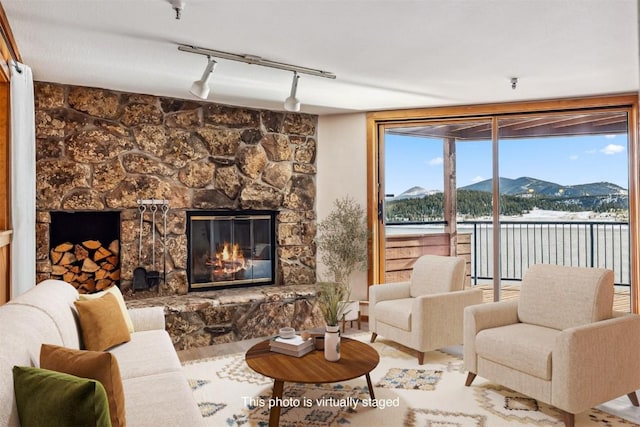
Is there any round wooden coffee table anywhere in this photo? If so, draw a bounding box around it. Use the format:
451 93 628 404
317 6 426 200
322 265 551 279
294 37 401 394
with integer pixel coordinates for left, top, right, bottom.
245 336 379 427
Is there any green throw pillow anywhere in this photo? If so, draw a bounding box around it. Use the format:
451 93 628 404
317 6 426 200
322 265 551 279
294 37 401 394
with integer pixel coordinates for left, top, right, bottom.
13 366 112 427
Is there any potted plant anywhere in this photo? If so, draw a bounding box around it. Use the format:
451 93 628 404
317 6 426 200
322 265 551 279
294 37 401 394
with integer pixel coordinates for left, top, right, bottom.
315 196 369 361
316 281 350 361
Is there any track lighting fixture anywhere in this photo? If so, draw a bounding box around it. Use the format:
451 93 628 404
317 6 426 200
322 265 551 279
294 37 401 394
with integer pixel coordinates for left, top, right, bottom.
189 57 217 99
179 45 335 79
178 44 335 110
284 72 300 112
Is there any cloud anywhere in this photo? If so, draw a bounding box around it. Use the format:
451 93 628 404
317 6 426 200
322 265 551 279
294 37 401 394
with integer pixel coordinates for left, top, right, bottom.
471 175 484 183
600 144 625 155
605 134 616 139
427 157 443 166
569 155 579 160
585 149 597 154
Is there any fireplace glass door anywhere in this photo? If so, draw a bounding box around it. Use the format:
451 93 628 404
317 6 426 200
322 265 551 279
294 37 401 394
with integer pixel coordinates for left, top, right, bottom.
187 212 275 290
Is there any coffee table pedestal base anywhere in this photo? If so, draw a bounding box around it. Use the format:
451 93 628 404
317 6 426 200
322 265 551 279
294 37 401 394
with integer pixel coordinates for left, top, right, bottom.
267 373 375 427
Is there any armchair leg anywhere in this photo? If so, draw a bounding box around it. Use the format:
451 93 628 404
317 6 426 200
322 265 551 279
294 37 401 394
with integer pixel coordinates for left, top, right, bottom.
465 372 476 387
370 332 377 343
628 391 639 407
561 411 575 427
418 352 425 365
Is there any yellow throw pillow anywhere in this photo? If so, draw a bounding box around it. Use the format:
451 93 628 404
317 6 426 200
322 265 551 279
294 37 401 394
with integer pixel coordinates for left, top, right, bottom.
79 285 134 333
74 292 131 351
40 344 126 427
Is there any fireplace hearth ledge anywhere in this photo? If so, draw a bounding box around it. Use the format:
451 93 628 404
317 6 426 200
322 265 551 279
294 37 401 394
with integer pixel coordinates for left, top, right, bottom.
124 284 326 350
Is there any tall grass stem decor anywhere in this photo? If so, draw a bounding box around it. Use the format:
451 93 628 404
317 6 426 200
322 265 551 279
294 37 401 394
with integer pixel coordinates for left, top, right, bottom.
316 281 350 326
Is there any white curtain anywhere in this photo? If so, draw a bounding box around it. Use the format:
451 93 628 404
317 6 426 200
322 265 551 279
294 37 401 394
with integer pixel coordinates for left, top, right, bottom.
10 61 35 298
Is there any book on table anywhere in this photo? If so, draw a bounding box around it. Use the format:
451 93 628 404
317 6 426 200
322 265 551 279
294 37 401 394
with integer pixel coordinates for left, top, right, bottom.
269 344 314 357
269 335 314 356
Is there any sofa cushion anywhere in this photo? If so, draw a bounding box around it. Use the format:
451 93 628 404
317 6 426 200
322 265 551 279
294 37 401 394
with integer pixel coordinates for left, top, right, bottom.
476 323 558 380
79 285 134 333
12 366 112 427
0 304 68 427
122 371 204 427
375 298 412 331
518 264 614 331
108 330 182 380
40 344 126 427
74 292 131 351
410 255 465 297
7 279 81 349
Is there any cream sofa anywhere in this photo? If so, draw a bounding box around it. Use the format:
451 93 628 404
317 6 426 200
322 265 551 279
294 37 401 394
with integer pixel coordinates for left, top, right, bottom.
0 279 204 427
464 264 640 427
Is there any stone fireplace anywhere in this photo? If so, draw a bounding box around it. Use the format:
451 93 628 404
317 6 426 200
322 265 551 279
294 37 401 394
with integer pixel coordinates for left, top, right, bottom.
34 82 318 297
187 210 276 291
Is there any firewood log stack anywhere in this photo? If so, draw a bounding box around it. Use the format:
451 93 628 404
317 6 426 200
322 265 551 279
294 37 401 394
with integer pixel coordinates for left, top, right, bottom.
50 240 120 293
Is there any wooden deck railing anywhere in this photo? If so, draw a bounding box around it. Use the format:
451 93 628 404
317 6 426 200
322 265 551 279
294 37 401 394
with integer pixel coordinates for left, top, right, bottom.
384 232 472 286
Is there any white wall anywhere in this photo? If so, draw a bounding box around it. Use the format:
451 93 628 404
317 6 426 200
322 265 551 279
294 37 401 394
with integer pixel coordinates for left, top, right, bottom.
316 113 368 301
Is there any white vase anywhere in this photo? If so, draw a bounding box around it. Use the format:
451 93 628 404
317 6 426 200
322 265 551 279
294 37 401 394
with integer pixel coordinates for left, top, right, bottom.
324 324 341 362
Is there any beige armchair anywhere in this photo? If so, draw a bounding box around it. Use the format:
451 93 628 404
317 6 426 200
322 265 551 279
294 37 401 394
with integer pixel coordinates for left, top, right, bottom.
369 255 483 364
464 264 640 427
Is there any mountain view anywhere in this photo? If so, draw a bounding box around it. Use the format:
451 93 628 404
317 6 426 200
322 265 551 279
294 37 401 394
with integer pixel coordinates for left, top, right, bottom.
392 186 440 200
459 176 627 198
386 176 628 222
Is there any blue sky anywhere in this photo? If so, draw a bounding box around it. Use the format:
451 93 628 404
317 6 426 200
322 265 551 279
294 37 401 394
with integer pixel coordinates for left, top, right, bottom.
384 133 629 196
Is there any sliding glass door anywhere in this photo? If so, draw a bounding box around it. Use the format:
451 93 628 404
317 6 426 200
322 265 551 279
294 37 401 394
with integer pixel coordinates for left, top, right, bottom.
369 97 636 311
380 120 493 289
383 129 446 283
497 111 630 309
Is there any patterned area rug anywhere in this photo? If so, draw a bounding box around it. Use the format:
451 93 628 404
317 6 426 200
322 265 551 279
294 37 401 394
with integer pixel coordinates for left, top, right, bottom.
182 333 640 426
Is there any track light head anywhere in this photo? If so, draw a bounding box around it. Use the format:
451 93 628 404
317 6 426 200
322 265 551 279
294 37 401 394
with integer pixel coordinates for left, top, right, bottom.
189 57 217 99
284 72 300 112
190 80 209 100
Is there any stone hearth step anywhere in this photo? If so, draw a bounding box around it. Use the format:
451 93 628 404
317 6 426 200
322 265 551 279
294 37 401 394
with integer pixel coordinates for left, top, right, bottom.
125 284 325 350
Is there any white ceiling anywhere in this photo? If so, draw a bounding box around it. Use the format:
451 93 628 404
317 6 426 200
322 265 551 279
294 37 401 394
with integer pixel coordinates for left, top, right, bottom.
3 0 639 115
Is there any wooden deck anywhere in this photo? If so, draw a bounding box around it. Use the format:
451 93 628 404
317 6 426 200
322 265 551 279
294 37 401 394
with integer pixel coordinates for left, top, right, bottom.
478 285 631 312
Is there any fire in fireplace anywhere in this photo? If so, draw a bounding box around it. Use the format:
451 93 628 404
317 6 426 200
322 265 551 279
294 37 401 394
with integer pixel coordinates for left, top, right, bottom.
186 211 276 291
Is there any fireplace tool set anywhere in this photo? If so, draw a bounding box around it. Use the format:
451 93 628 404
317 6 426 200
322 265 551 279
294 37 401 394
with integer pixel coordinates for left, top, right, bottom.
133 199 170 291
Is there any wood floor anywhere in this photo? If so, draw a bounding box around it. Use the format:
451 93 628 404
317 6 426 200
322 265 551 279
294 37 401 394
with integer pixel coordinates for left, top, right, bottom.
177 285 632 363
478 284 632 312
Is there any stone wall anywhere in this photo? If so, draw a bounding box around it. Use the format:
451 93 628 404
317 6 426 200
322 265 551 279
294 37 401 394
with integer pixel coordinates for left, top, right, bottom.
34 82 318 297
